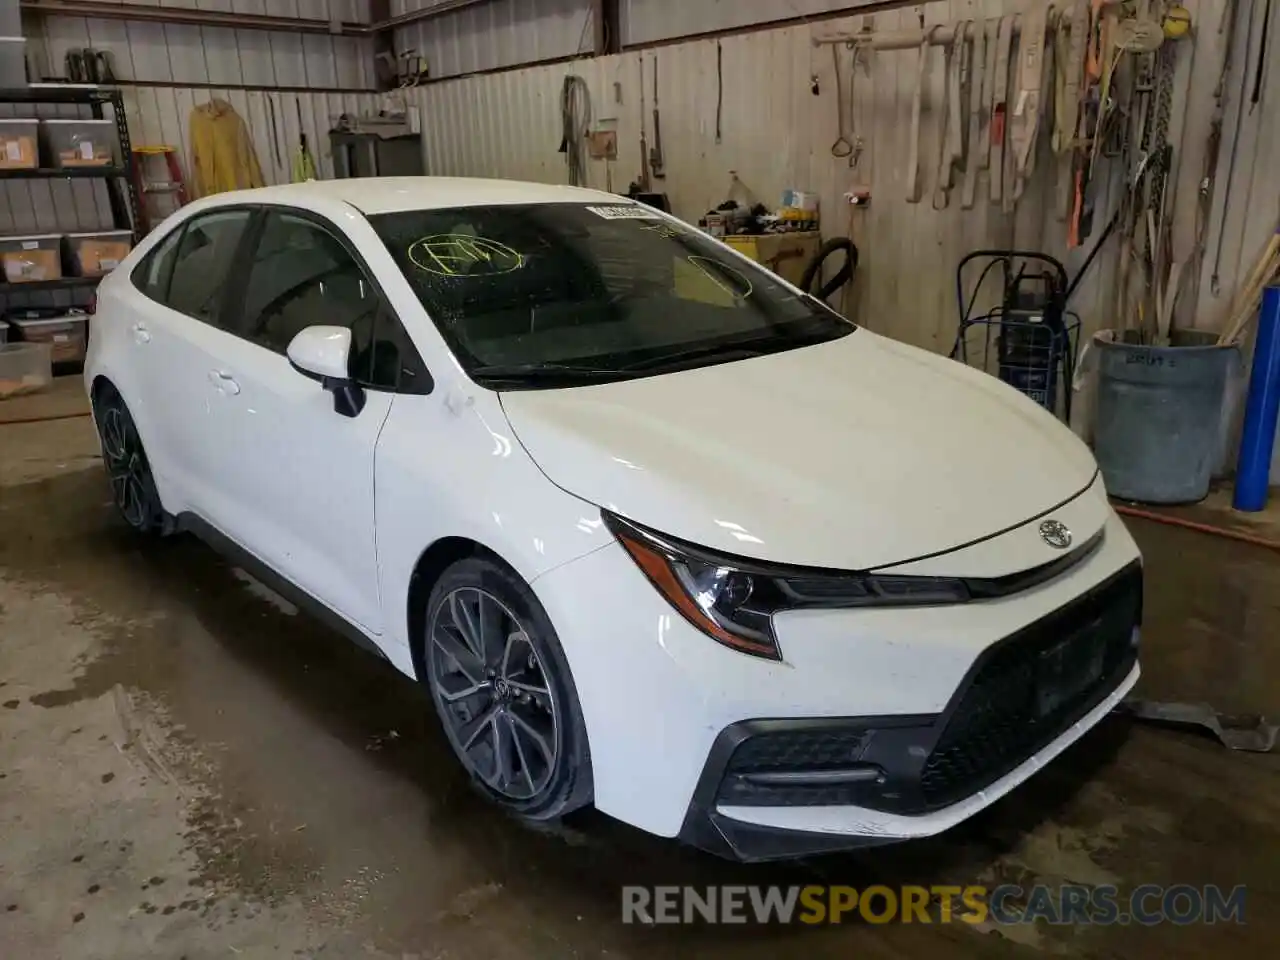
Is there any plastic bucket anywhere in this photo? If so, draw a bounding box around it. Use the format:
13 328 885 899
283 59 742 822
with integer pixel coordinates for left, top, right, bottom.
1091 334 1239 503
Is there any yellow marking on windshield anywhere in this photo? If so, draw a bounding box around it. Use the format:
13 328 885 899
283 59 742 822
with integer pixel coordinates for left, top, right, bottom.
637 220 686 240
408 235 525 277
686 256 753 300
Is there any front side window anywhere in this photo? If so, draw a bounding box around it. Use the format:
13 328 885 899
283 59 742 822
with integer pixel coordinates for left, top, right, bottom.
238 211 415 390
369 203 853 389
164 209 251 326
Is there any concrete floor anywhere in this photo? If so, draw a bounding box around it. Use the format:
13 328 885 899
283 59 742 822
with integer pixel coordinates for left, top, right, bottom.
2 385 1280 958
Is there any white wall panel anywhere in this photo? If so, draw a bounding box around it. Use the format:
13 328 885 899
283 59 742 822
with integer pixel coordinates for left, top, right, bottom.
393 0 593 80
408 0 1227 374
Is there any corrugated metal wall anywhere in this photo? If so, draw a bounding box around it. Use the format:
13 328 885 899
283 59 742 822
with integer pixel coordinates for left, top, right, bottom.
621 0 883 45
391 0 594 79
27 1 373 89
1 86 379 228
409 0 1223 370
5 0 380 246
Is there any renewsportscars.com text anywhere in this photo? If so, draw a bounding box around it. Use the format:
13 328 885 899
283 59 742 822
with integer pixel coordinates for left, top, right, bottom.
621 884 1246 926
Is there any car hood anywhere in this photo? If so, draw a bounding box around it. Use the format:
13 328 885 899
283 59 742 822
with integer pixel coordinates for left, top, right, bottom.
498 330 1099 570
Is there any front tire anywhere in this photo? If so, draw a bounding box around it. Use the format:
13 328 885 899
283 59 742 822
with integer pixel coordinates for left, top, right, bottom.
423 557 592 820
93 385 166 535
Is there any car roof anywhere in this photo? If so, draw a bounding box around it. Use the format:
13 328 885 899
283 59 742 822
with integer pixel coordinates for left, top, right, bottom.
205 177 628 215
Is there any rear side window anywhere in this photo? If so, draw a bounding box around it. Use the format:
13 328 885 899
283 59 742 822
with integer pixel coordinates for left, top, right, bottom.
164 209 252 326
130 225 185 303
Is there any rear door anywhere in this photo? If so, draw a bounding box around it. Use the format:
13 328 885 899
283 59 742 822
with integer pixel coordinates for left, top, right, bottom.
125 207 253 520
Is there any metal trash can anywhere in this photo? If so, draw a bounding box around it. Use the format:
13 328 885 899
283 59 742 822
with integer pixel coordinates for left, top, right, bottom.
1093 335 1239 504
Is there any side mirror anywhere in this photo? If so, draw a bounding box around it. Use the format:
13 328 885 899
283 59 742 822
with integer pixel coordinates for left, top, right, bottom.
287 326 366 418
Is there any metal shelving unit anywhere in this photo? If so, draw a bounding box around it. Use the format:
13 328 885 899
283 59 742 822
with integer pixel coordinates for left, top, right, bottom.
0 86 140 374
0 85 139 304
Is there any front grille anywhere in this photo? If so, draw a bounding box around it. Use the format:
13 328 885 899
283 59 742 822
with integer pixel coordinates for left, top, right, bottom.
919 563 1141 808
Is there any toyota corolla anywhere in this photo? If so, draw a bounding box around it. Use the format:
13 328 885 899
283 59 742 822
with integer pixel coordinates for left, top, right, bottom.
85 178 1141 861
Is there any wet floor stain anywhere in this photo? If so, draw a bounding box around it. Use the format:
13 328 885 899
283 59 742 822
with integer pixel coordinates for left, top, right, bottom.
2 467 1279 958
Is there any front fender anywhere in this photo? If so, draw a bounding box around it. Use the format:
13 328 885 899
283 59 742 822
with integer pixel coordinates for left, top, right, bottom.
373 391 614 670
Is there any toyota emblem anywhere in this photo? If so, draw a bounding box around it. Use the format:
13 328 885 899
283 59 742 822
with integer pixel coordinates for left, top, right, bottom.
1039 519 1073 550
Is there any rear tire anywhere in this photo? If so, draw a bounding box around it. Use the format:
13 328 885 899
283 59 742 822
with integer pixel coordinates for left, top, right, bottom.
92 385 166 535
423 557 592 821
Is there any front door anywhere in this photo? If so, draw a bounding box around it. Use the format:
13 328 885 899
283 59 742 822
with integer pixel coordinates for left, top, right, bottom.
206 209 393 634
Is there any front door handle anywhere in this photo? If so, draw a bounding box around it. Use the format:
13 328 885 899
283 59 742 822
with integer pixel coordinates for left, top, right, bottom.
208 370 241 396
131 322 150 344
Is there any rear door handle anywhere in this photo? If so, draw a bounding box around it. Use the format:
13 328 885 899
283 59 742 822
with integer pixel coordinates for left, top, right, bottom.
208 370 241 396
131 322 150 344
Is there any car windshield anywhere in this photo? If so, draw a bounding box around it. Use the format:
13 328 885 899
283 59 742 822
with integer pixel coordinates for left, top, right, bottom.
369 202 854 389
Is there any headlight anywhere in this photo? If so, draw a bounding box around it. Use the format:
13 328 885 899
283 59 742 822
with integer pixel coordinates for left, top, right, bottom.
603 512 970 661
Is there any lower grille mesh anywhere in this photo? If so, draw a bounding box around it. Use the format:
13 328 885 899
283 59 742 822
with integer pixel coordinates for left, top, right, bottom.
919 564 1141 807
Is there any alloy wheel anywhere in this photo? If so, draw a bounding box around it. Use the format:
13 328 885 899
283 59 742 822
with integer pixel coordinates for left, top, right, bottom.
428 587 560 801
100 405 150 529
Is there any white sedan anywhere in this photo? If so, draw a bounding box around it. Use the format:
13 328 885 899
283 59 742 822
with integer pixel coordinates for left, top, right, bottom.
85 178 1141 861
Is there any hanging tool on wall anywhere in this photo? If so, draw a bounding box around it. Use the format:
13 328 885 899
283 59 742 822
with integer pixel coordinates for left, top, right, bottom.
962 20 986 209
636 56 651 192
905 19 931 203
1068 0 1109 246
989 15 1013 206
559 74 592 187
1250 0 1272 110
978 18 997 175
1210 0 1256 294
1009 4 1047 204
266 94 282 180
649 53 665 180
715 41 724 144
1054 0 1090 221
933 22 965 210
292 98 316 182
830 43 855 161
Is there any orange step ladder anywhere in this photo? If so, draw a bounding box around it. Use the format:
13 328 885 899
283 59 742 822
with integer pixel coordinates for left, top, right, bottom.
131 146 190 233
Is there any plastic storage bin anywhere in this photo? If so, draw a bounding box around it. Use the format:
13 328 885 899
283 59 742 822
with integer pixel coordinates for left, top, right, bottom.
8 309 88 364
0 36 26 87
0 118 39 170
43 118 116 167
1 234 63 283
67 229 133 277
0 342 52 400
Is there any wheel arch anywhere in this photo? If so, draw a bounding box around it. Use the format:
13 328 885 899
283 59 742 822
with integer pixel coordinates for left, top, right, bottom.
89 373 117 409
406 536 517 681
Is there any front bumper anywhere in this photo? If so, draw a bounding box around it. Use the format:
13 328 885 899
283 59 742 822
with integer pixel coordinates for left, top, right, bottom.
679 560 1141 860
530 505 1142 854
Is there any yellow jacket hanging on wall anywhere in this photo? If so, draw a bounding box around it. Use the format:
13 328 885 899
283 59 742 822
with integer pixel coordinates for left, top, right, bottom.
189 99 265 197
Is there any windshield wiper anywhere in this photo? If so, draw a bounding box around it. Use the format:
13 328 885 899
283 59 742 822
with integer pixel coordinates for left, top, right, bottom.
618 342 771 372
468 361 621 381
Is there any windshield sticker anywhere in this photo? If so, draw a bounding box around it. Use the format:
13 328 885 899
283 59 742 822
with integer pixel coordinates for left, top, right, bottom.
585 204 663 220
408 235 525 277
686 256 753 300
